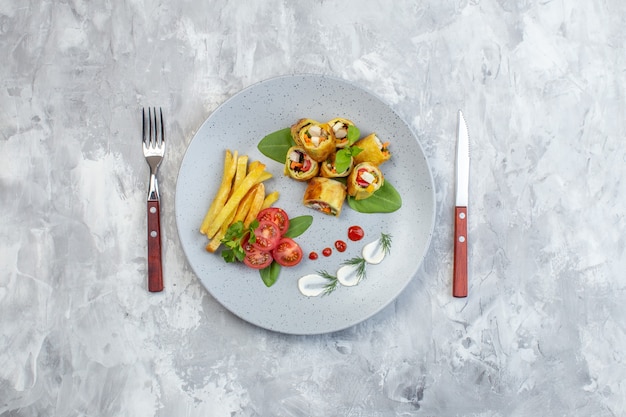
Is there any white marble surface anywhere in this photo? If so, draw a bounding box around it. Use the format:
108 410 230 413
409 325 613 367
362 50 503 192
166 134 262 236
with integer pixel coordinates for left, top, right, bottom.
1 0 625 415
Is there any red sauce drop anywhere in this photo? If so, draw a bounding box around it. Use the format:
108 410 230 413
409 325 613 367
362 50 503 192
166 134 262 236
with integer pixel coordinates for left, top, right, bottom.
322 247 332 257
308 251 318 260
347 225 365 241
334 240 347 252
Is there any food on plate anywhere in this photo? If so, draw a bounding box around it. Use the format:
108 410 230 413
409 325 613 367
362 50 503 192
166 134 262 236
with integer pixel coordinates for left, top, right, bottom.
220 207 306 287
290 118 317 146
347 162 384 200
200 150 277 252
320 151 354 178
257 207 290 235
271 237 303 267
303 177 347 216
327 117 355 149
299 122 336 162
352 133 391 166
260 116 399 216
284 146 319 181
205 181 265 253
200 150 238 235
261 191 280 209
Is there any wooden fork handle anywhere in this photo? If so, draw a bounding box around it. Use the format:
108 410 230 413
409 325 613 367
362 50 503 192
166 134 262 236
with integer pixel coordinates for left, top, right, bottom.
453 206 468 297
147 200 164 292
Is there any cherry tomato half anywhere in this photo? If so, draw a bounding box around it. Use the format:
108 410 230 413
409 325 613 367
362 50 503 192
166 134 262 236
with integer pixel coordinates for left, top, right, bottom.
271 237 303 267
257 207 290 236
252 220 281 251
243 247 273 269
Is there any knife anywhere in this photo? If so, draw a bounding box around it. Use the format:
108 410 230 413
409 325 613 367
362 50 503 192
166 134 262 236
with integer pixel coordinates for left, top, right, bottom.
453 110 470 297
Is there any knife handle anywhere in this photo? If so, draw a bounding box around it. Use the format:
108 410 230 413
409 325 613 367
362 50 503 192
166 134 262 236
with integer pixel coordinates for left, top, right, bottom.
453 206 468 297
147 200 164 292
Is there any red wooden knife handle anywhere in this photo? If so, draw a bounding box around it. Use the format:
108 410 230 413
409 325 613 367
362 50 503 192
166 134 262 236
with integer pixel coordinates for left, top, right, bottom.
147 200 164 292
453 206 468 297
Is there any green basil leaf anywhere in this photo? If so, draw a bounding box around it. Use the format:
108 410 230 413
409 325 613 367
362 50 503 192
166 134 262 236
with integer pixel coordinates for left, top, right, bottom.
347 181 402 213
334 149 351 174
257 128 294 163
347 125 360 145
260 262 281 287
349 146 363 157
283 215 313 238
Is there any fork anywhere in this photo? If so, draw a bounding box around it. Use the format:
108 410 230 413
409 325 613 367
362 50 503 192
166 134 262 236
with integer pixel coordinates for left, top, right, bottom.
142 107 165 292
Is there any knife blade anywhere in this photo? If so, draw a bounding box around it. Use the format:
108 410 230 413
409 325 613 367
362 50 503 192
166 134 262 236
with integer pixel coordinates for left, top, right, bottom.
453 110 470 297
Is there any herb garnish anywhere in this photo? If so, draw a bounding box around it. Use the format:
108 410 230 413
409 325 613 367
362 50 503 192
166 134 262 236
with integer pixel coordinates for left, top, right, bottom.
342 256 368 284
379 233 392 255
220 220 259 263
316 270 339 295
334 125 363 173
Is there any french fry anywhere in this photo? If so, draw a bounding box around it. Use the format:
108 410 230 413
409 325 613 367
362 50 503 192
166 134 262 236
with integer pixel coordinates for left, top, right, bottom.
205 208 238 253
231 155 249 197
258 171 273 183
243 182 266 227
199 150 238 234
204 162 267 238
261 191 280 209
205 183 258 253
248 160 261 172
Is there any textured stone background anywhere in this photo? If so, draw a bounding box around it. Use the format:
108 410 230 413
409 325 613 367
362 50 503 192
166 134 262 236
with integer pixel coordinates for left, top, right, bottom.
1 0 625 415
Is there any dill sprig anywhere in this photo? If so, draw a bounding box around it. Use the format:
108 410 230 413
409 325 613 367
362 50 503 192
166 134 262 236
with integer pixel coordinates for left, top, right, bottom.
380 233 392 255
317 270 338 296
341 256 367 283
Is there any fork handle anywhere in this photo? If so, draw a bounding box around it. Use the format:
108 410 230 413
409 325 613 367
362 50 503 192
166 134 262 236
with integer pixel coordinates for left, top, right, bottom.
147 200 164 292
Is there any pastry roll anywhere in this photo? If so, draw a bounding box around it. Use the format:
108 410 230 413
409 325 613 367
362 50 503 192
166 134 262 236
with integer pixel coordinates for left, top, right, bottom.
299 122 336 162
290 118 318 146
352 133 391 166
347 162 384 200
302 177 347 217
284 146 319 181
327 117 355 149
320 151 353 178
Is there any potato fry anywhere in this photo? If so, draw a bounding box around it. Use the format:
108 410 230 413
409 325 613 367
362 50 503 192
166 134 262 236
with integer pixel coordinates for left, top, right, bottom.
258 171 273 183
248 160 261 172
230 155 249 197
261 191 280 209
204 162 267 238
205 183 258 253
199 150 238 234
205 208 238 253
243 183 266 227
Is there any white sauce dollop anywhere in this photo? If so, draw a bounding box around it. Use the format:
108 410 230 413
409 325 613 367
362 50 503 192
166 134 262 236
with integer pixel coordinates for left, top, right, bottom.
361 238 386 264
296 234 391 297
297 274 331 297
336 264 361 287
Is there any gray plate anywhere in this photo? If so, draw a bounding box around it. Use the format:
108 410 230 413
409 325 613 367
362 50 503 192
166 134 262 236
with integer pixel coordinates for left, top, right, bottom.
175 74 435 335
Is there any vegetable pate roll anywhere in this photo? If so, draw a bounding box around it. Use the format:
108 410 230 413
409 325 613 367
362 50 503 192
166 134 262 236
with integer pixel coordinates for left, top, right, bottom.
302 177 347 217
347 162 384 200
327 117 355 149
320 151 353 178
298 122 336 162
290 118 318 146
284 146 319 181
352 133 391 166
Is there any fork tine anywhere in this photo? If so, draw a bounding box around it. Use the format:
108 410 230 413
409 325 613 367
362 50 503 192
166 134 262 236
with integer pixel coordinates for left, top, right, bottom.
158 107 164 147
149 107 155 147
142 108 147 144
